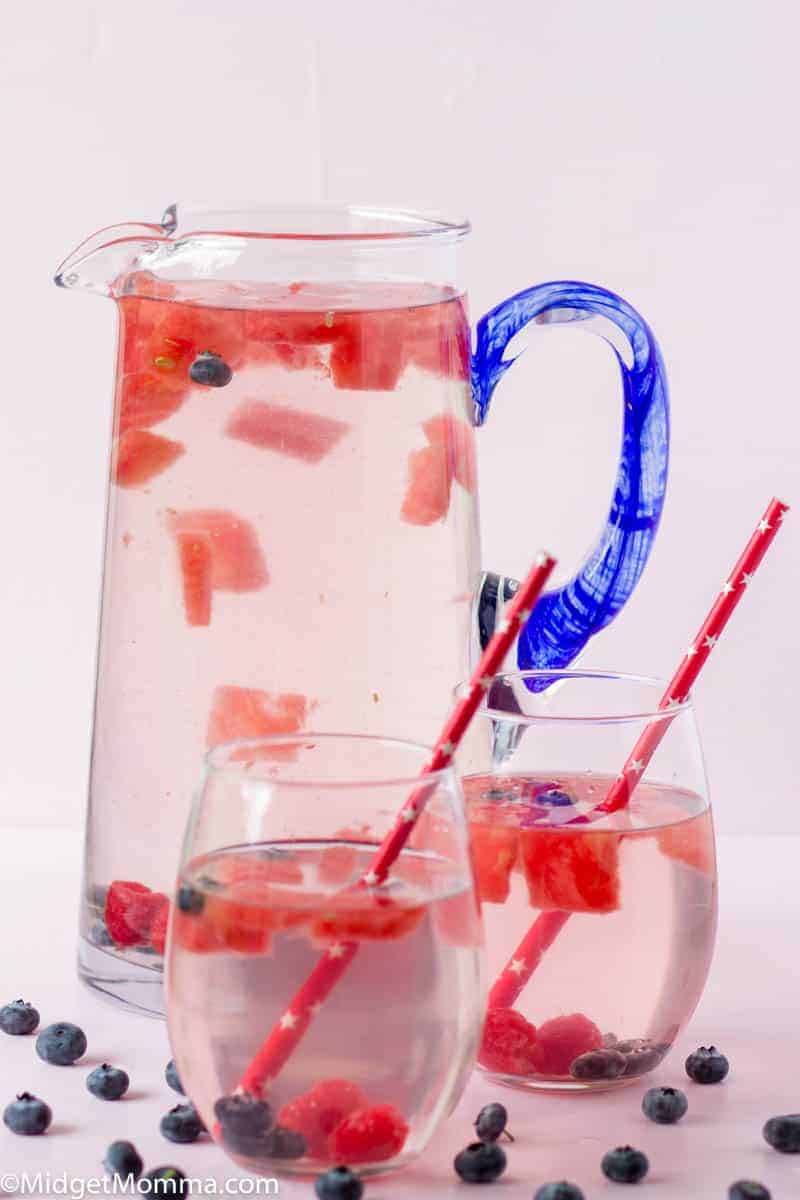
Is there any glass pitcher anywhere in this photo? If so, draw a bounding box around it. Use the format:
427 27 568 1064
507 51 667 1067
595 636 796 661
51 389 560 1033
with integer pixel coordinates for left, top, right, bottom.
55 205 669 1016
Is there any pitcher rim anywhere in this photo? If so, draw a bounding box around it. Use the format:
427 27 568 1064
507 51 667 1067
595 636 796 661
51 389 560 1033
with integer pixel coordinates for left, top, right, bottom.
160 202 472 243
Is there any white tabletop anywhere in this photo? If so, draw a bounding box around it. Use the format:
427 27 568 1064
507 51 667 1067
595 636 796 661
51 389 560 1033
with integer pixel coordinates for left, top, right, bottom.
1 829 797 1198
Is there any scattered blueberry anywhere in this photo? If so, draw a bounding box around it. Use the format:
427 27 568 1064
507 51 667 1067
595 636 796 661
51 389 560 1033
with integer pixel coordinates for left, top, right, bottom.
570 1048 627 1081
165 1059 184 1095
160 1103 205 1144
176 884 205 915
87 1063 130 1101
314 1166 364 1200
454 1141 507 1183
266 1125 306 1159
3 1092 52 1135
729 1183 771 1200
763 1113 800 1153
189 351 232 388
474 1102 513 1142
214 1093 273 1136
642 1085 688 1124
103 1140 143 1180
35 1021 87 1065
601 1145 650 1184
141 1166 188 1196
534 1184 585 1200
685 1045 729 1085
0 999 39 1036
538 789 574 806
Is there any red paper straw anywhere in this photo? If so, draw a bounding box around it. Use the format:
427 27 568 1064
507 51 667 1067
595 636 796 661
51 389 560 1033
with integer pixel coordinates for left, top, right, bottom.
237 551 557 1095
489 497 788 1011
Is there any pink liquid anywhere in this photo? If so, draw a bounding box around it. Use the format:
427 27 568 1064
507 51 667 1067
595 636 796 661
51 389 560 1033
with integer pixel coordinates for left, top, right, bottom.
166 841 483 1176
465 773 717 1090
82 281 477 1006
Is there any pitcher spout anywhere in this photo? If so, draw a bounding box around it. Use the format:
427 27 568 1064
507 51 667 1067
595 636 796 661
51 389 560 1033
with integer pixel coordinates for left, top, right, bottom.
54 220 170 297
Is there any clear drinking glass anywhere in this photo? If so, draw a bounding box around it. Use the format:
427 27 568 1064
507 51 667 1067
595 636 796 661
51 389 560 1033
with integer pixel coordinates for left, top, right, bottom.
165 734 484 1177
457 671 717 1092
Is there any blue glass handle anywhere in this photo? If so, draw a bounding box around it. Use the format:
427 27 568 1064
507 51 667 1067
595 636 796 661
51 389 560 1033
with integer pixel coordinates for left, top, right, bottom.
472 281 669 681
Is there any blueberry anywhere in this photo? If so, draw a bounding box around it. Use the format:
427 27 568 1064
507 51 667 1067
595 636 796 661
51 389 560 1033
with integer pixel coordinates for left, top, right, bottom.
141 1167 188 1196
474 1102 513 1143
685 1045 729 1084
103 1140 143 1180
165 1059 184 1095
642 1085 688 1124
160 1102 205 1143
266 1125 306 1159
763 1113 800 1153
214 1093 272 1137
314 1166 364 1200
454 1141 507 1183
90 920 114 947
3 1092 52 1135
729 1183 771 1199
87 1063 130 1101
35 1021 87 1065
189 351 232 388
176 885 204 915
539 789 574 806
601 1145 649 1183
0 999 39 1036
534 1184 585 1200
570 1049 627 1080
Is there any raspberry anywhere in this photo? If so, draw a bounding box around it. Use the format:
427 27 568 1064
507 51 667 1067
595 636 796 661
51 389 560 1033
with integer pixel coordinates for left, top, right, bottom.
278 1080 368 1159
478 1008 538 1075
532 1013 603 1076
127 891 170 945
149 904 170 956
328 1103 409 1164
104 881 152 946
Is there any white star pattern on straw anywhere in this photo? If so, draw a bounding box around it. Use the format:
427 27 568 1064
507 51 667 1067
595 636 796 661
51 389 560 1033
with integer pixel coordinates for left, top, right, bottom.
400 807 417 823
279 1012 298 1031
758 519 771 534
666 696 683 708
629 759 645 774
720 580 735 596
509 959 526 975
516 609 532 623
535 551 550 566
363 872 378 887
686 643 698 658
479 677 493 690
704 634 719 649
440 740 455 756
497 619 512 634
328 943 346 959
741 572 754 587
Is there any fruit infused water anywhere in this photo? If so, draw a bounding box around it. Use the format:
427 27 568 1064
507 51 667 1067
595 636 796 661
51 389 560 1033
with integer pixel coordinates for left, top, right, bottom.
83 276 477 1009
166 839 483 1176
467 772 717 1090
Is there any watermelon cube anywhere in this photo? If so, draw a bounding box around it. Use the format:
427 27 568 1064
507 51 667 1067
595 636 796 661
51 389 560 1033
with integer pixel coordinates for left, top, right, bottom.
422 412 477 493
206 686 311 748
400 443 452 526
225 400 350 463
469 821 519 904
113 429 185 488
329 311 406 392
167 510 268 598
520 827 621 914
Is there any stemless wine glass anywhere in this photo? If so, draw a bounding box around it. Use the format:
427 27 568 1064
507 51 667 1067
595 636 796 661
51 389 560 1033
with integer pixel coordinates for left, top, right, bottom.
456 671 718 1092
165 733 484 1178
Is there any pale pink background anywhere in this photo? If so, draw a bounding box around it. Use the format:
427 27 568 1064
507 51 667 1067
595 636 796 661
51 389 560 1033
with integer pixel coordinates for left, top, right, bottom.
1 0 798 836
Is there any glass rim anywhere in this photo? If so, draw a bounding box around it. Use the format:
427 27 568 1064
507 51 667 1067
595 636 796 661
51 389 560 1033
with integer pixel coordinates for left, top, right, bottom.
454 670 694 724
204 731 456 789
162 202 472 244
